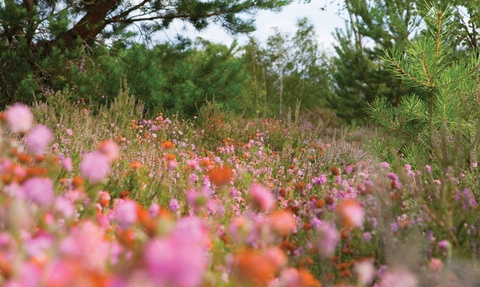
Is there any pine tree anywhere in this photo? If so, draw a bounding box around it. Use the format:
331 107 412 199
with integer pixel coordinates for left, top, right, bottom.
0 0 293 108
366 3 480 171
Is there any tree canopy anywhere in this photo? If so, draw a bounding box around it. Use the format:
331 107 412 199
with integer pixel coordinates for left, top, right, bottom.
0 0 292 49
0 0 294 108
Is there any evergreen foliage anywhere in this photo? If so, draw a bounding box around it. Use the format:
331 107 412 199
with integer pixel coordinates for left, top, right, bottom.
329 0 422 124
0 0 292 108
366 3 480 172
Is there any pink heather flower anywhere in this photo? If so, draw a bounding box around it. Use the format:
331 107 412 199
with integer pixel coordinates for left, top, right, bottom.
354 259 376 285
169 198 180 212
249 184 275 211
437 240 451 253
114 199 138 229
145 217 208 287
97 139 120 162
425 165 431 173
26 125 53 155
20 177 54 206
54 197 75 219
316 222 340 258
187 159 200 170
6 103 33 133
59 221 109 271
149 203 160 217
379 267 418 287
381 162 390 170
312 174 327 185
61 157 73 172
80 151 110 183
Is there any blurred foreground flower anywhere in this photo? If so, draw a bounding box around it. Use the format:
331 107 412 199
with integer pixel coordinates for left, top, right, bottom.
337 199 364 228
250 184 275 211
26 125 53 155
354 259 376 285
208 166 233 186
97 139 120 162
20 177 54 207
6 103 33 133
231 248 286 286
145 217 209 287
80 151 110 184
379 267 418 287
316 222 339 258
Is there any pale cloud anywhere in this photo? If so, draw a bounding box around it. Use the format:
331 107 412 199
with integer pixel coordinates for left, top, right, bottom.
155 0 348 50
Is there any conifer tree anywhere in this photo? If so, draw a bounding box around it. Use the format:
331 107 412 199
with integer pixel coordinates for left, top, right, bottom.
0 0 293 108
366 3 480 171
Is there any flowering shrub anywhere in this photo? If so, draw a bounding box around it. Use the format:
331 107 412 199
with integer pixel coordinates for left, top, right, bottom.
0 102 479 286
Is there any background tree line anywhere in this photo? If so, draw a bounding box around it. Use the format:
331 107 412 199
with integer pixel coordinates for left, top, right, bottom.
1 0 480 123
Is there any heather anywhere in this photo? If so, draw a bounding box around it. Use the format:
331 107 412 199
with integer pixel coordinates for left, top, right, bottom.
0 88 480 286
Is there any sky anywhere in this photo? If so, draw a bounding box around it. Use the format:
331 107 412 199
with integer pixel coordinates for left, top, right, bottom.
155 0 348 52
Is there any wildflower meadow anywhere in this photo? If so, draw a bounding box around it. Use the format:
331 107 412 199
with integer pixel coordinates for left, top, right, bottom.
0 88 479 287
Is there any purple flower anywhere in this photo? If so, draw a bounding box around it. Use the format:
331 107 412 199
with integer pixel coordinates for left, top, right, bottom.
312 174 327 185
26 125 53 155
80 151 110 183
381 162 390 170
363 232 372 242
20 178 54 206
6 103 33 133
425 165 431 173
169 198 180 213
437 240 451 253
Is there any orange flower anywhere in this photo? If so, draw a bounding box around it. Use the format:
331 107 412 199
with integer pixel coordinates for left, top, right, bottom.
298 268 322 287
269 210 296 236
165 153 176 161
208 166 233 186
201 159 212 167
161 140 175 149
98 191 111 208
17 153 32 164
72 177 85 189
129 161 142 169
231 249 279 286
337 199 365 229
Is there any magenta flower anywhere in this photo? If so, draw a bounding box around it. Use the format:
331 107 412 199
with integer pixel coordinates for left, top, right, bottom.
114 199 138 229
80 151 110 183
26 125 53 155
20 177 54 206
249 184 275 211
316 222 340 258
6 103 33 133
145 217 208 287
312 174 327 185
